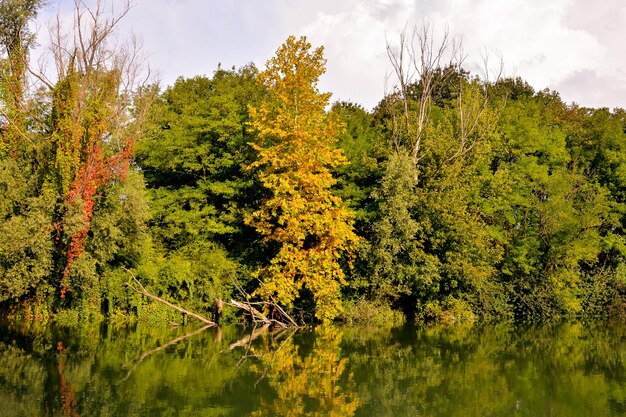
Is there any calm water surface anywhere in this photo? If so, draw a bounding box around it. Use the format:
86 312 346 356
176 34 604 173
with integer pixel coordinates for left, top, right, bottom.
1 321 626 416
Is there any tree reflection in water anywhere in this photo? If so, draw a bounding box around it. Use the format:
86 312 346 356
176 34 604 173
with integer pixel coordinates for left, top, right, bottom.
56 342 80 417
251 326 358 417
3 322 626 416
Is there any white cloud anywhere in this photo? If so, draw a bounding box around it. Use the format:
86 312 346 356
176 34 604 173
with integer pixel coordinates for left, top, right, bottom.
30 0 626 109
295 0 416 108
437 0 605 87
271 0 623 109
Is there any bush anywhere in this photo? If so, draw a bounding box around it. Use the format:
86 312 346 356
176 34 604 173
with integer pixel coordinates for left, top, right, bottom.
340 298 405 327
418 297 476 325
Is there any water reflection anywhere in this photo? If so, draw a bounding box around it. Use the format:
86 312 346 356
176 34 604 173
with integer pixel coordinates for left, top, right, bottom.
251 326 358 417
55 342 80 417
1 321 626 416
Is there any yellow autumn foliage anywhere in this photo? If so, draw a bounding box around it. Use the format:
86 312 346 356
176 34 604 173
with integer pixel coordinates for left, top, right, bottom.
247 36 359 322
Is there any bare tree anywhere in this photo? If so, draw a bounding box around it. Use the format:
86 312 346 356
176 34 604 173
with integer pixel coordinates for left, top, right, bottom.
386 22 505 178
44 0 152 141
386 23 459 168
446 50 505 164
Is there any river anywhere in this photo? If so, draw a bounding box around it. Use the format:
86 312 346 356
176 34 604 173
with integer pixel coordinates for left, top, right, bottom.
1 321 626 416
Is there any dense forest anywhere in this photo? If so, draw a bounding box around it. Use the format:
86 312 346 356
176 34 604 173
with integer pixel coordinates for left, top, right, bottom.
2 0 626 325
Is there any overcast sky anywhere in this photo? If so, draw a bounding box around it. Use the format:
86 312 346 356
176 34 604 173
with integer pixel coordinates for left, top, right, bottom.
35 0 626 110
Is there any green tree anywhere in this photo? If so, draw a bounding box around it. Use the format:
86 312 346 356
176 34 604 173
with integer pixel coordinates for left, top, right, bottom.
365 75 503 322
0 0 54 311
135 66 264 313
484 92 618 319
0 0 42 155
137 66 263 253
0 0 153 321
330 101 383 231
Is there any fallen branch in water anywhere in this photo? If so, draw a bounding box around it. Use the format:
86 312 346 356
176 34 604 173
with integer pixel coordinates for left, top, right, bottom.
227 299 299 328
228 300 272 324
232 325 298 374
125 269 298 328
125 269 217 326
230 278 299 328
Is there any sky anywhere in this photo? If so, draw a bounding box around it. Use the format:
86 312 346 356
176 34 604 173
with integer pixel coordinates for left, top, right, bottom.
34 0 626 111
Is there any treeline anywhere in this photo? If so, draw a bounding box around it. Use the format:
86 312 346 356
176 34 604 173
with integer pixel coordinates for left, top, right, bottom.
2 1 626 325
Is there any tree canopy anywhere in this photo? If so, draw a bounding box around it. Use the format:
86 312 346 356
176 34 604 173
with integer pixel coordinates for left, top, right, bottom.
2 4 626 325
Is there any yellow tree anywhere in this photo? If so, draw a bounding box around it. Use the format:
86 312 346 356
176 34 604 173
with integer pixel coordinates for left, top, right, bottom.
247 36 359 322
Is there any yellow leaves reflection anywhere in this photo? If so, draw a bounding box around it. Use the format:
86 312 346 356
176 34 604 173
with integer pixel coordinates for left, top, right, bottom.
252 327 358 417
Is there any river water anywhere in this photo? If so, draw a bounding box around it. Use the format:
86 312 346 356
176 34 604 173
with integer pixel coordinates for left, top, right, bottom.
1 321 626 416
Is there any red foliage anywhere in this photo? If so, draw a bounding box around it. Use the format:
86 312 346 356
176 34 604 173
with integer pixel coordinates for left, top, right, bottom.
62 137 135 278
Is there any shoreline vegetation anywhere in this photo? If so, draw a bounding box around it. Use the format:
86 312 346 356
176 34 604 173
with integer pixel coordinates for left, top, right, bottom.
2 0 626 328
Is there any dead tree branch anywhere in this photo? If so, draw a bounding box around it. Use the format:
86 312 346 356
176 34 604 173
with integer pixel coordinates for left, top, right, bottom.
125 269 217 326
230 278 299 328
386 22 507 175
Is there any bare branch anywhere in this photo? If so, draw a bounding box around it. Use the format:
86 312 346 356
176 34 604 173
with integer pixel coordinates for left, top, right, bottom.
386 21 462 178
446 49 506 164
125 269 217 326
386 21 508 171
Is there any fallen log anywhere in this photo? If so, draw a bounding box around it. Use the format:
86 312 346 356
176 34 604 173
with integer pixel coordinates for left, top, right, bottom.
228 299 271 324
125 269 217 326
227 299 299 328
125 269 298 328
